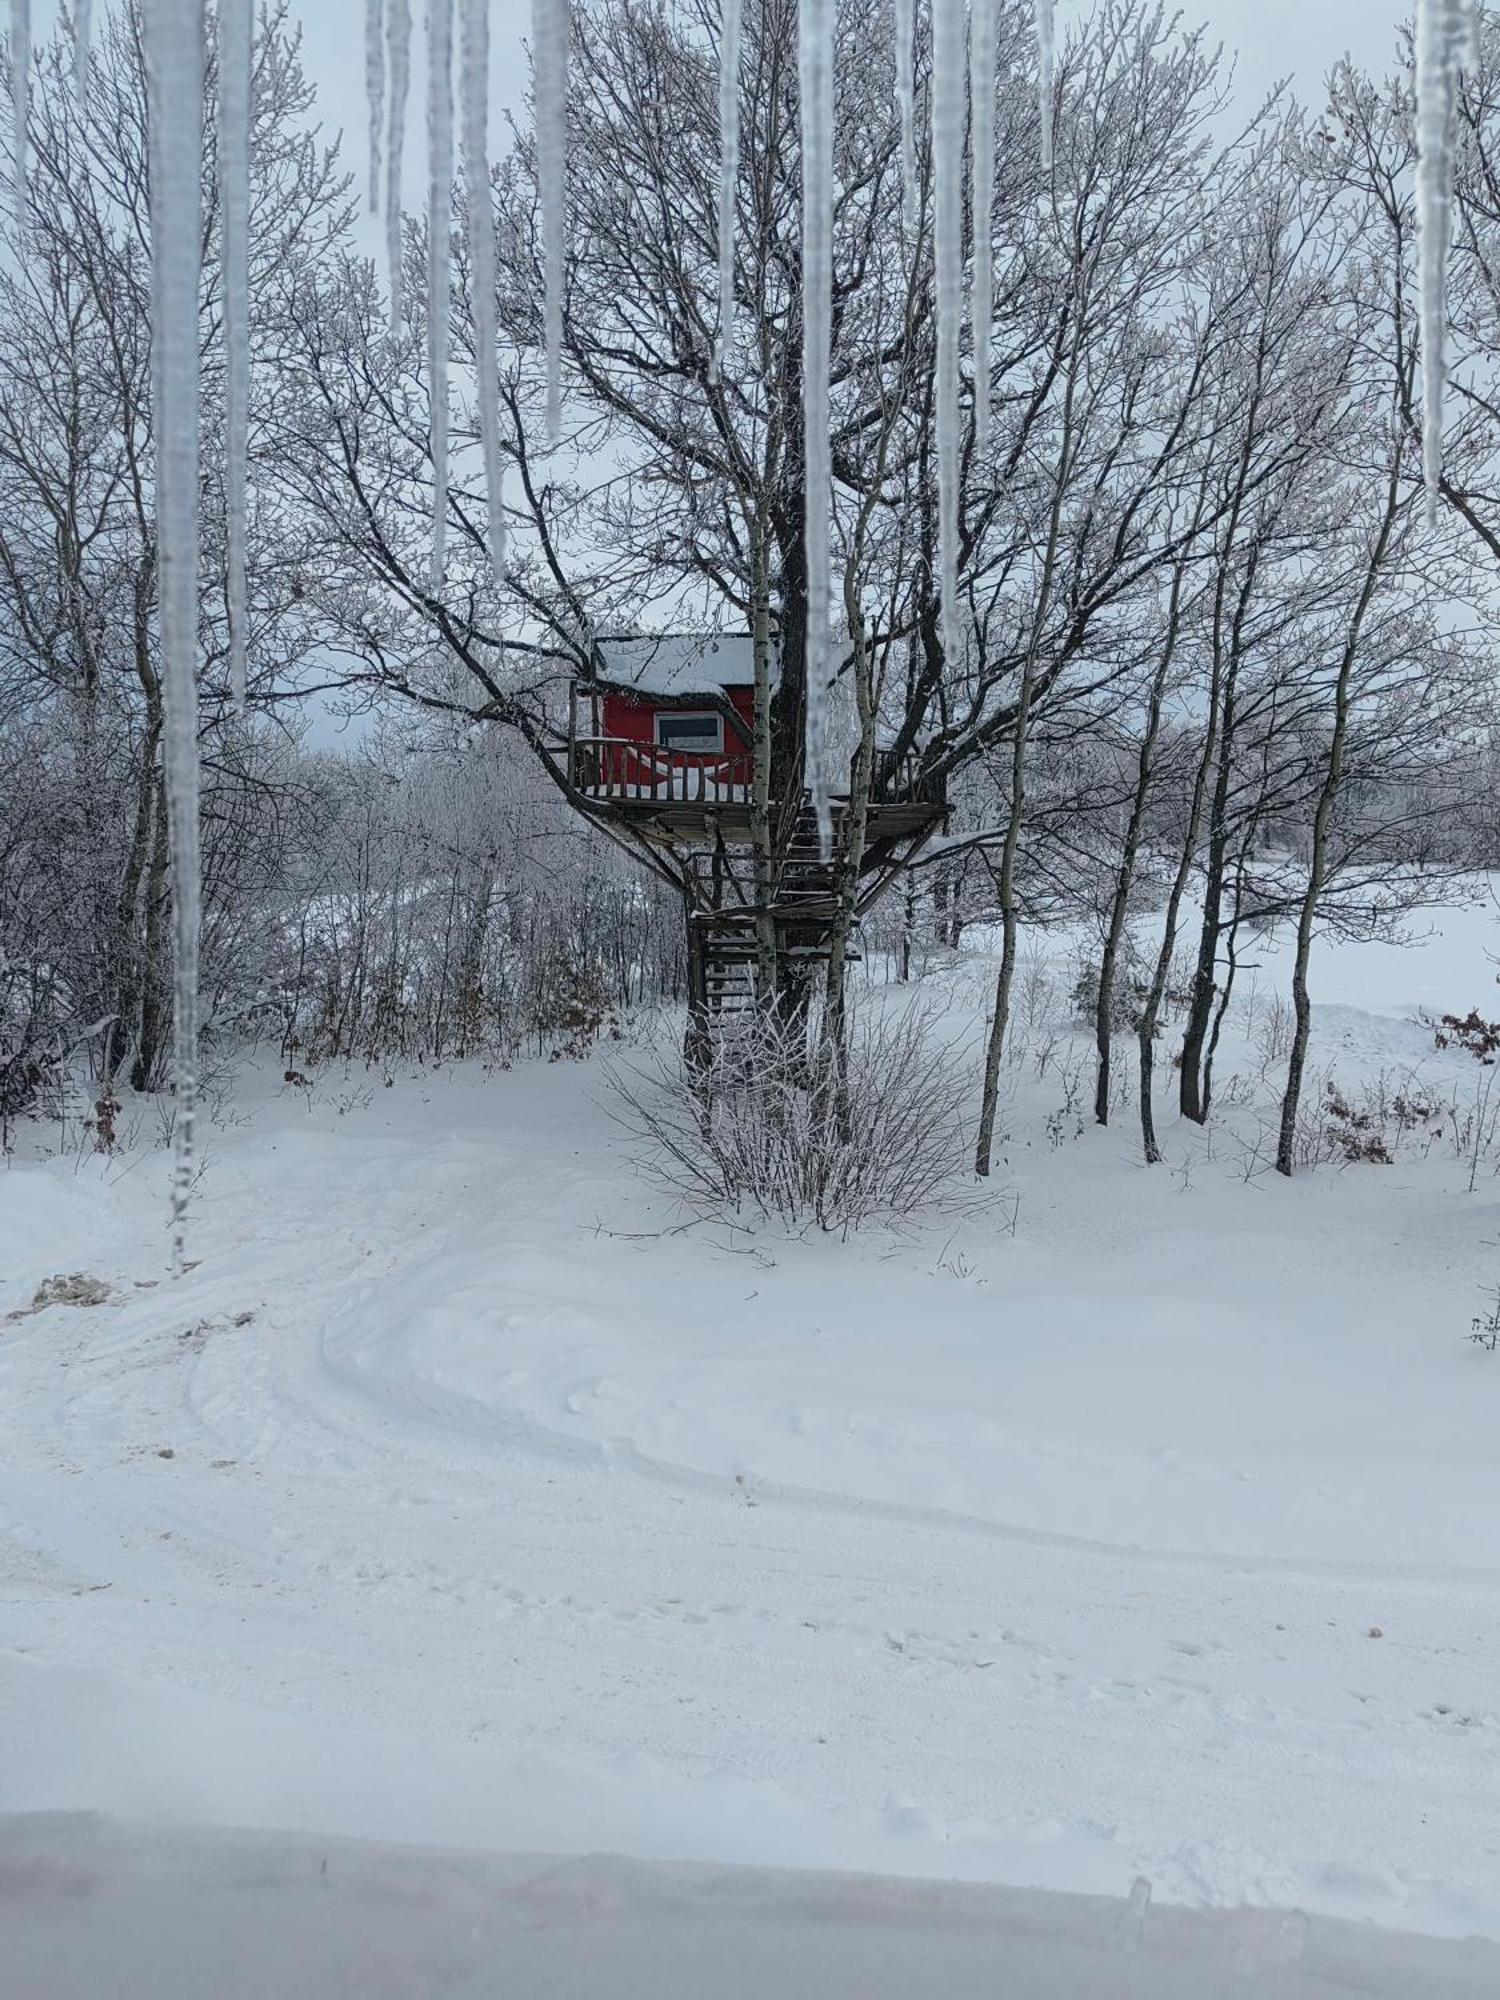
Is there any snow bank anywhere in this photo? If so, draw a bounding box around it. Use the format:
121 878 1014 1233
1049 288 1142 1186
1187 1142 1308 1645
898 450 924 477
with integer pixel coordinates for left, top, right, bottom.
4 1815 1498 2000
4 898 1500 1948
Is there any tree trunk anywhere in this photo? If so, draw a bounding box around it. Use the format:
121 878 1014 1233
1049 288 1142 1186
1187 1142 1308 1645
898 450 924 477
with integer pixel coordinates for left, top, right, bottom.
106 718 162 1085
1138 651 1228 1164
1177 713 1235 1123
1276 454 1402 1174
749 515 778 1006
1092 575 1183 1125
898 875 916 981
823 605 877 1054
132 764 172 1092
683 887 710 1075
974 672 1036 1176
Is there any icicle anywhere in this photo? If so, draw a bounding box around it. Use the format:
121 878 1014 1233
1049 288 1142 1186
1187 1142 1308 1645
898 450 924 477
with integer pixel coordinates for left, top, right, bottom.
713 0 743 378
1415 0 1478 525
218 0 252 710
1035 0 1055 171
427 0 453 589
74 0 93 104
385 0 411 329
10 0 29 202
461 0 507 581
365 0 383 212
892 0 916 238
931 0 965 675
142 0 206 1272
532 0 568 439
971 0 996 453
799 0 834 851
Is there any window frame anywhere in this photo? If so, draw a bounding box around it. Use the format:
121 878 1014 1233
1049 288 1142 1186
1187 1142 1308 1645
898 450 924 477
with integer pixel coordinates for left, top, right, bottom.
653 708 726 755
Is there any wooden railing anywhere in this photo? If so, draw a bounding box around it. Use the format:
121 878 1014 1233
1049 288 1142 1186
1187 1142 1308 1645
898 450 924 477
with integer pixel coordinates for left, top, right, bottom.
873 747 946 807
570 737 753 803
570 736 947 812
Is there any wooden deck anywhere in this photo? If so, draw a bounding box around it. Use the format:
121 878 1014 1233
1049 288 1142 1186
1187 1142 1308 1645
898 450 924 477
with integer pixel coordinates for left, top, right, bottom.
568 738 946 844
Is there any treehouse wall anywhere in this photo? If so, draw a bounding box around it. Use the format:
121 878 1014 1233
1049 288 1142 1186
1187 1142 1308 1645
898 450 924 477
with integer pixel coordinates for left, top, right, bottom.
599 687 755 789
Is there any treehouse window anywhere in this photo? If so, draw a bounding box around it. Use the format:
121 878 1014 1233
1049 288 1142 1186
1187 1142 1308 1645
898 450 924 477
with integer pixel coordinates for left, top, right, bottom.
655 710 724 754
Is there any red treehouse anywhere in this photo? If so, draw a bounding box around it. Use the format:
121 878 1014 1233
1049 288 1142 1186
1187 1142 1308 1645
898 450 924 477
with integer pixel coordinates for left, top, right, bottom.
568 633 761 813
561 630 946 1032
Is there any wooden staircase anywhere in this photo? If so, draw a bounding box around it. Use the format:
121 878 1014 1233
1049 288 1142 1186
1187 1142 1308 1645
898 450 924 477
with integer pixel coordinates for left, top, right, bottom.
686 803 859 1027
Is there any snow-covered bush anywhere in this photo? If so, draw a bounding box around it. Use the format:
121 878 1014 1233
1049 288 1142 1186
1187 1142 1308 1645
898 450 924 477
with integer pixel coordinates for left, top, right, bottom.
1068 940 1154 1037
532 947 618 1060
606 1000 975 1232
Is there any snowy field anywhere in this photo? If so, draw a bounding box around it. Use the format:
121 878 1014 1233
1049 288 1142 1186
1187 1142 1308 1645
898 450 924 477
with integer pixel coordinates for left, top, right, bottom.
5 894 1500 1984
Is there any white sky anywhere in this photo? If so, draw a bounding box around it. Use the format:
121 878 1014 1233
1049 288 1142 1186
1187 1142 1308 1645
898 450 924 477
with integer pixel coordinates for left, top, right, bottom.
279 0 1415 195
28 4 1418 188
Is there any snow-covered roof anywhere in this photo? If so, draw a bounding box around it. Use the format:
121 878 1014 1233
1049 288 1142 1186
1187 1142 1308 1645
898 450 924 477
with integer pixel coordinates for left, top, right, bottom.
589 633 771 699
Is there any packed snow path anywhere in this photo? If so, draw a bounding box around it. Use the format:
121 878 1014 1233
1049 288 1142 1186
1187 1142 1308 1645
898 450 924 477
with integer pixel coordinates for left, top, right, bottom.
6 1818 1499 1999
3 979 1500 1940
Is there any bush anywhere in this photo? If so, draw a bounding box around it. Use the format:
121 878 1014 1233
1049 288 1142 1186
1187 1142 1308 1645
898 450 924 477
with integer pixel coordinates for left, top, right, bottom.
532 947 618 1060
606 998 975 1232
1069 941 1155 1038
1321 1083 1394 1165
1432 1009 1500 1064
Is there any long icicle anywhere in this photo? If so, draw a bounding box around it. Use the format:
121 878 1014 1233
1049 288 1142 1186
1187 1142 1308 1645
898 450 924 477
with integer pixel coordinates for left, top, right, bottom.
714 0 743 378
461 0 506 580
74 0 93 103
893 0 916 238
142 0 206 1273
365 0 383 211
971 0 997 453
1415 0 1478 524
427 0 453 589
1035 0 1055 170
932 0 965 676
385 0 411 329
800 0 834 851
219 0 252 710
532 0 568 439
10 0 29 202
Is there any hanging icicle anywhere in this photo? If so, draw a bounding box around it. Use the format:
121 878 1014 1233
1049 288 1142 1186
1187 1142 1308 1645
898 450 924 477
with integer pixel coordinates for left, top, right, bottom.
461 0 507 580
365 0 383 212
799 0 834 851
74 0 93 104
10 0 30 203
1035 0 1055 171
1415 0 1478 525
971 0 997 453
931 0 965 674
714 0 744 379
892 0 917 238
142 0 206 1273
218 0 252 710
532 0 568 439
427 0 453 589
385 0 411 330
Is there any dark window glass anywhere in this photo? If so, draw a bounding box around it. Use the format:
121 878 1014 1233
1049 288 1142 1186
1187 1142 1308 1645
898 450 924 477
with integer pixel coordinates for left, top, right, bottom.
656 711 724 751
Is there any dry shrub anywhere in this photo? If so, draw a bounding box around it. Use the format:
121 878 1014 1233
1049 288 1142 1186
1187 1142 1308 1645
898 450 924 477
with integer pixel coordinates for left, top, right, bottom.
606 998 975 1232
1321 1083 1394 1165
1432 1009 1500 1064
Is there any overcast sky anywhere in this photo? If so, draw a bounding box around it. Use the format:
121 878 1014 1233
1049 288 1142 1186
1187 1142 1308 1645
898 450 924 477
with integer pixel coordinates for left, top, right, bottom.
26 3 1418 175
276 0 1415 193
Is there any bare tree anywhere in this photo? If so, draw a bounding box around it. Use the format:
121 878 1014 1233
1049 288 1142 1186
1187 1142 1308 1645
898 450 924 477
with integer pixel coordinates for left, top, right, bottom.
0 3 349 1100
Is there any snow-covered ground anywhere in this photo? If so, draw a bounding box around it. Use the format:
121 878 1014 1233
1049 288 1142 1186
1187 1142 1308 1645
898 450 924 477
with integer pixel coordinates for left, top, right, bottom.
8 1816 1499 1999
4 891 1500 1975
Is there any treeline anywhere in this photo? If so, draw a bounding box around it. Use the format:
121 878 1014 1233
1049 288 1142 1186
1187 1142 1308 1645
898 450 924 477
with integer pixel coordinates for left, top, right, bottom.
4 1 1500 1181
